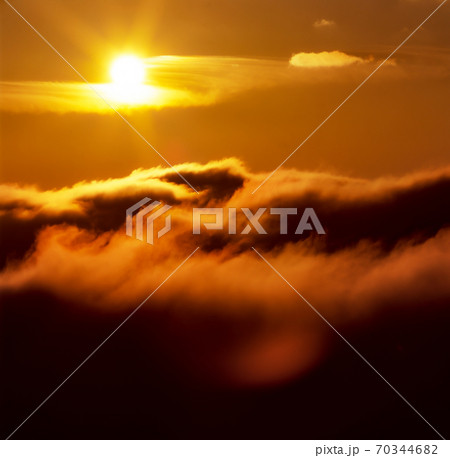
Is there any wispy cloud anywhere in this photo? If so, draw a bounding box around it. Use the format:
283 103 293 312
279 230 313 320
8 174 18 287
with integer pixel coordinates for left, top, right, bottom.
0 80 214 113
4 49 446 113
0 53 384 113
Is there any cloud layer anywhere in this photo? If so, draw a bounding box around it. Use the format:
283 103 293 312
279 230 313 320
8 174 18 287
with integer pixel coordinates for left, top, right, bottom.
1 158 450 386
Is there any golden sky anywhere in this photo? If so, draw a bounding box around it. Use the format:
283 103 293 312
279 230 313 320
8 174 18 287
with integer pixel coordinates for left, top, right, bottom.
1 0 449 187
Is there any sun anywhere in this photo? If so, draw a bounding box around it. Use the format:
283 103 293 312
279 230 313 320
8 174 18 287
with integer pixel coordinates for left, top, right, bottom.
102 54 160 106
110 55 146 86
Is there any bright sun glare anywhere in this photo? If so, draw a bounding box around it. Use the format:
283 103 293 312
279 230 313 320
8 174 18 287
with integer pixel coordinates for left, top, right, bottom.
103 54 159 106
110 55 146 86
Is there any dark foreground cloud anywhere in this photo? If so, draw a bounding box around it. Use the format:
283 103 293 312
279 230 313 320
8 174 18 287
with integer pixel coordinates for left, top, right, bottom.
1 159 449 438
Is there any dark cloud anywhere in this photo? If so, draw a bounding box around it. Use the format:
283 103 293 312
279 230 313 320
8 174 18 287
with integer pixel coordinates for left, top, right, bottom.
161 167 245 202
1 159 450 438
2 159 450 262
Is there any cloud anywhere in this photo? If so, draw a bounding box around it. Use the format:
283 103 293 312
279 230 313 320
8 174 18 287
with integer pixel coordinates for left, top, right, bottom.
1 159 450 386
290 51 369 68
314 19 336 28
4 49 445 113
0 53 383 113
0 81 214 113
2 157 450 257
